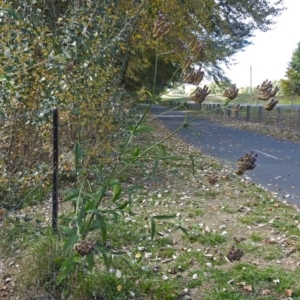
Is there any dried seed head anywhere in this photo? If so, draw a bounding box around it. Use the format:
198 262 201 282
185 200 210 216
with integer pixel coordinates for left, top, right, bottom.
232 104 243 113
226 245 244 262
235 151 258 175
153 11 173 38
189 85 211 103
73 239 96 256
222 84 239 100
186 38 205 59
256 80 279 101
207 175 218 185
174 38 186 52
182 57 193 72
264 98 278 111
184 67 204 85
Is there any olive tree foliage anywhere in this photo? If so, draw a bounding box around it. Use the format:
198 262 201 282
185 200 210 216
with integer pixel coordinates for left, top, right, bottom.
0 1 139 207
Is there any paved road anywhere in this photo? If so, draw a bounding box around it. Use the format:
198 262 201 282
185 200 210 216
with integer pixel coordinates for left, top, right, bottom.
149 105 300 205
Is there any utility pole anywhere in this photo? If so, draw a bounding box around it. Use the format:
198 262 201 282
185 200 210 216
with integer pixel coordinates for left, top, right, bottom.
250 65 252 95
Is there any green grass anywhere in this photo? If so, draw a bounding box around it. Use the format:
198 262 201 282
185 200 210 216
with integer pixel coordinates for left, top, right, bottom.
249 232 264 242
187 208 204 218
3 116 300 299
187 232 227 246
201 263 300 300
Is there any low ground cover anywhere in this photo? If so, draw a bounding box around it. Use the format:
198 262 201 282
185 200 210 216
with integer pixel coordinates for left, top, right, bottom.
1 115 300 299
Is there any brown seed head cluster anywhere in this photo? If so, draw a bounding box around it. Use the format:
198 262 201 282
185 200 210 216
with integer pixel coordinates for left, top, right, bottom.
185 37 205 59
153 11 173 38
264 98 278 111
222 84 239 100
256 79 279 101
226 245 244 262
232 104 243 114
182 57 193 72
235 151 258 175
190 85 211 103
184 67 204 85
73 239 96 256
207 175 218 185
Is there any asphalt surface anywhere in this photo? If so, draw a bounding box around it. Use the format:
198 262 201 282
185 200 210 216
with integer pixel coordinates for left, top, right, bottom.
149 105 300 206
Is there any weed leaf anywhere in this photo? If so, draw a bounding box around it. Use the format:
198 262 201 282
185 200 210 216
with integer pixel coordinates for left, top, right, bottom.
176 225 189 235
64 231 79 251
63 190 80 202
101 251 112 270
86 253 94 270
57 257 80 284
151 218 156 240
75 143 83 166
116 202 129 210
112 182 122 201
0 74 6 81
135 125 154 133
153 214 176 220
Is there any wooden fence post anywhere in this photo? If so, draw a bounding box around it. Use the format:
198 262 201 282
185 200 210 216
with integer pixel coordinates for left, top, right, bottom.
276 107 281 128
258 106 263 123
227 106 231 117
246 105 250 121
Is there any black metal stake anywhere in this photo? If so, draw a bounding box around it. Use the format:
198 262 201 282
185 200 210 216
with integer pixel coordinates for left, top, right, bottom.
52 108 59 232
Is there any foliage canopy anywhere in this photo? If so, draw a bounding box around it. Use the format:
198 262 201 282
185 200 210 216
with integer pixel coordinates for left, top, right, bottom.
111 0 285 90
281 41 300 96
2 0 285 93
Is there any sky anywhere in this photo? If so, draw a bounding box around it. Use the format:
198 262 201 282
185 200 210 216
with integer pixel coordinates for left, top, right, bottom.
223 0 300 88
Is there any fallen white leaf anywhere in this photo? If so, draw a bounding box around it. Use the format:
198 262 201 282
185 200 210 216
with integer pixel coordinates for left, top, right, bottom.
162 275 169 280
129 291 135 297
116 269 122 278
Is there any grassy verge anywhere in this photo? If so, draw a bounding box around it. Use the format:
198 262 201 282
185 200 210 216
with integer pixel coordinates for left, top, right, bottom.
1 117 300 299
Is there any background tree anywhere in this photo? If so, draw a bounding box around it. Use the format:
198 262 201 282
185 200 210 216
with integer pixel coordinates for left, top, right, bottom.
6 0 284 93
280 42 300 96
207 82 229 94
115 0 285 92
271 80 284 96
238 86 251 94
